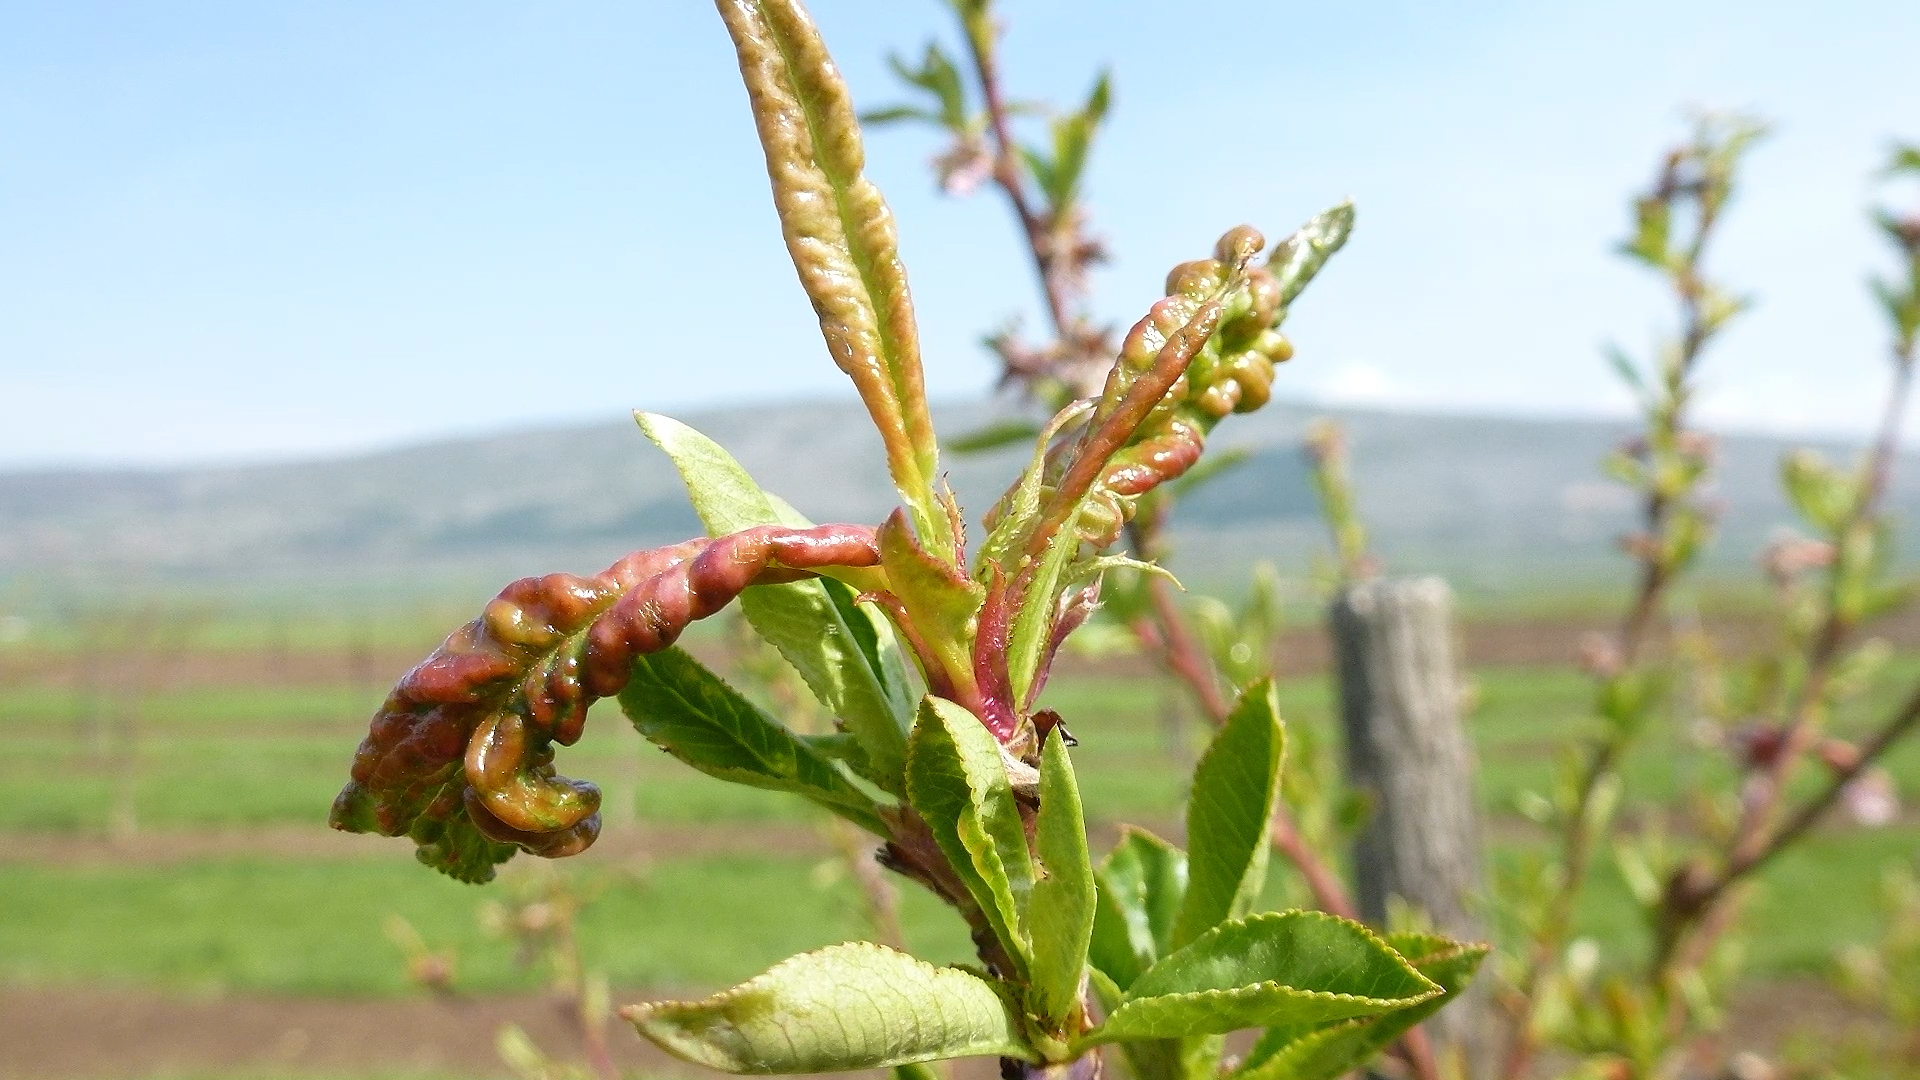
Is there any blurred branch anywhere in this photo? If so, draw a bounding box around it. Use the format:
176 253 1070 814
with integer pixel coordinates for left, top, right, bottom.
1500 112 1765 1080
1652 144 1920 985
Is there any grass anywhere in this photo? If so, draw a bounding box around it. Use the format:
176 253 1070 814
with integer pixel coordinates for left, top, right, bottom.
2 657 1917 1000
4 823 1912 997
0 850 979 996
3 665 1915 830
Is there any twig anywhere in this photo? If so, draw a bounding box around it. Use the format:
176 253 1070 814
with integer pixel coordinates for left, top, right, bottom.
949 13 1421 1077
1123 522 1358 921
1652 316 1919 980
1718 680 1920 891
1129 562 1434 1078
831 819 908 952
1499 128 1738 1080
957 13 1076 337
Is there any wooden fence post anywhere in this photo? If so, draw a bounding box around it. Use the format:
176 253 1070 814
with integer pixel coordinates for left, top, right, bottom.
1330 576 1491 1074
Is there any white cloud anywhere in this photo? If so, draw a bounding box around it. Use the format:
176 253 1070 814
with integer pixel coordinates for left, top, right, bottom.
1311 362 1422 408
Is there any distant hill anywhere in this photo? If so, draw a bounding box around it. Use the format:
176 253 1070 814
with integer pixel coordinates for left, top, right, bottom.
4 397 1914 605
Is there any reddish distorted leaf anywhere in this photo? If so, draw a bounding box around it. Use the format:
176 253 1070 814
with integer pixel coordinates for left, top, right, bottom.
331 524 880 882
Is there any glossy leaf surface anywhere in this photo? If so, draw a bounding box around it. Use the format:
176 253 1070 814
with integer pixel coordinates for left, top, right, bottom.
1027 729 1097 1028
619 647 886 834
1079 912 1439 1046
904 696 1034 972
1172 680 1285 949
1236 934 1489 1080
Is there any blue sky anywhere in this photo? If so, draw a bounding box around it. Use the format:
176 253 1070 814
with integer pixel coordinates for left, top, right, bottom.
3 1 1918 468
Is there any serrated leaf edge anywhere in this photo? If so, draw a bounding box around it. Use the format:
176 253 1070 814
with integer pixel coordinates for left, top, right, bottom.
1074 911 1442 1050
622 940 1037 1071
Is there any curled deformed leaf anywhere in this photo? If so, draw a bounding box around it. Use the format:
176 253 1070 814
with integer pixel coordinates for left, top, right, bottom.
639 411 912 789
624 941 1034 1073
716 0 950 552
878 510 987 706
331 524 881 881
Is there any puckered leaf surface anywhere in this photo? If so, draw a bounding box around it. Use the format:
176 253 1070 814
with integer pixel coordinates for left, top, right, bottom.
713 0 949 549
637 411 912 791
624 942 1033 1073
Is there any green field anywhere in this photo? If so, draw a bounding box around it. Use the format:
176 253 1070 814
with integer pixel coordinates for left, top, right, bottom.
6 662 1917 831
3 660 1916 1001
6 825 1914 999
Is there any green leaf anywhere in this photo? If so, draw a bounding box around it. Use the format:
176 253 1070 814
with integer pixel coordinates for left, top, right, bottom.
619 648 887 835
947 418 1044 454
1090 873 1149 992
975 401 1093 579
1780 447 1854 535
861 104 940 127
715 0 950 551
889 42 969 130
1019 145 1059 208
1029 71 1112 211
1077 912 1440 1046
1089 827 1188 989
820 575 921 738
905 696 1034 973
624 942 1034 1073
1063 553 1181 594
1007 498 1082 707
1028 729 1097 1029
878 510 986 691
1268 202 1356 309
1604 344 1649 404
637 411 912 791
1172 680 1285 949
1235 934 1490 1080
1083 70 1112 123
1116 1035 1224 1080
